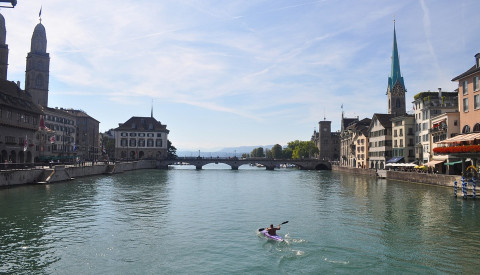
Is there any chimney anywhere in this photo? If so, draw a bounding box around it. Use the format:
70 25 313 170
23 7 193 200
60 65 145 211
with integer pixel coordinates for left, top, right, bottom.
476 53 480 68
438 88 442 98
16 81 20 87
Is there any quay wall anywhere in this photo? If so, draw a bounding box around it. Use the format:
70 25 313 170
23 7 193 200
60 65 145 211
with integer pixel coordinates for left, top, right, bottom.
0 160 157 187
332 165 469 189
332 165 377 177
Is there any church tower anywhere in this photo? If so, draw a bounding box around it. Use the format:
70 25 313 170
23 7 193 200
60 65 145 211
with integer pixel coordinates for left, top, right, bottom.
387 22 406 117
0 13 9 80
25 18 50 107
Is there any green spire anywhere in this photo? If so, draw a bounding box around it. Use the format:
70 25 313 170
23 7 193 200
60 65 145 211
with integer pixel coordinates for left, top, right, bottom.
388 22 405 91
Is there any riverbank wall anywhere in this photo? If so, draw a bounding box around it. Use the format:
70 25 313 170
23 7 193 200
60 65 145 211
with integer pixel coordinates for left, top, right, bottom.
332 165 466 188
0 160 157 187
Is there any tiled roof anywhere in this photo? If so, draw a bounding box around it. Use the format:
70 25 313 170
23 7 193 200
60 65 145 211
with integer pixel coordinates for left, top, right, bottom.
115 116 169 133
373 113 394 128
452 65 480 81
0 79 43 114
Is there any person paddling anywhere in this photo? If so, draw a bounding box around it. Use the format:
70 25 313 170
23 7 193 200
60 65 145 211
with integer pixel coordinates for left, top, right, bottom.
267 224 281 235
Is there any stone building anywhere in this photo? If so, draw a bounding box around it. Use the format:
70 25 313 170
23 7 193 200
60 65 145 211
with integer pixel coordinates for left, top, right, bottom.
429 111 460 174
311 120 340 161
340 118 370 168
38 107 77 161
0 13 42 164
114 116 169 160
25 20 50 107
451 53 480 133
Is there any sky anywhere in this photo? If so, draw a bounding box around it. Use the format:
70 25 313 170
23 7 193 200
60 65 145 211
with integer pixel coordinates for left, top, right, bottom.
1 0 479 151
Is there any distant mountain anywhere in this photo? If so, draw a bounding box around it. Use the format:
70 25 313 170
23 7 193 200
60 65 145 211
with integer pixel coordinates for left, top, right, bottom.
176 145 278 157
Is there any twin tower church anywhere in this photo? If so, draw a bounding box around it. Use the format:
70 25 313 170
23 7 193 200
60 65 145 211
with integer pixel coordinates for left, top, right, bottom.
0 13 50 106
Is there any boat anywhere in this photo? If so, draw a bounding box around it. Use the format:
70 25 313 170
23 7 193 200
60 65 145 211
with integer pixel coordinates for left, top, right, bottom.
260 229 283 241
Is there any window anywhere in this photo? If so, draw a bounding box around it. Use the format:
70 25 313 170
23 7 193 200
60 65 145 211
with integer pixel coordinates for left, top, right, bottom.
463 98 469 112
399 129 403 136
147 139 154 147
474 94 480 110
129 133 137 137
400 139 403 147
473 123 480 132
474 76 479 91
463 80 468 95
138 139 145 147
129 139 136 147
462 125 471 134
156 139 163 147
157 133 162 137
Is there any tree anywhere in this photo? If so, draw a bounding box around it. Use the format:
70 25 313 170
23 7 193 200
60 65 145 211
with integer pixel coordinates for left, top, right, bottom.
270 144 283 159
250 147 265 157
266 149 273 159
241 153 249 159
167 140 177 159
288 140 319 159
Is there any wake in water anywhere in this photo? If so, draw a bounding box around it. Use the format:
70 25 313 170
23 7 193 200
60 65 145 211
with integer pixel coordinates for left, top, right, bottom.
258 231 306 257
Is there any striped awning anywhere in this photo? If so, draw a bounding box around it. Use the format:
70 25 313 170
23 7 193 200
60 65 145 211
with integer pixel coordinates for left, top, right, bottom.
437 133 480 144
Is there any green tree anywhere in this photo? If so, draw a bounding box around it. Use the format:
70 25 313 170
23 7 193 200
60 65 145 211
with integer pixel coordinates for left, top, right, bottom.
271 144 283 159
266 149 273 159
250 147 265 157
167 140 177 159
288 140 319 159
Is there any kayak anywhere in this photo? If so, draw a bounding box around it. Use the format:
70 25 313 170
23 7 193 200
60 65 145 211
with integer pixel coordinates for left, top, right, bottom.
260 229 283 242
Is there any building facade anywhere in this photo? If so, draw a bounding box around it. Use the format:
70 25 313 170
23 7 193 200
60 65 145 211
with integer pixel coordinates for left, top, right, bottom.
368 114 393 169
0 13 42 165
114 116 169 160
311 120 340 161
391 115 415 163
451 53 480 133
429 111 460 174
413 89 458 164
63 109 100 161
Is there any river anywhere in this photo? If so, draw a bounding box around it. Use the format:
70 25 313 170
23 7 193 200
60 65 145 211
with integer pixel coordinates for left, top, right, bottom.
1 164 479 274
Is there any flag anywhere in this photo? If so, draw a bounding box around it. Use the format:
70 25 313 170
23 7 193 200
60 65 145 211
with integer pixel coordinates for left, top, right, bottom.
23 135 28 151
39 6 42 18
73 143 77 152
39 115 45 130
50 136 55 144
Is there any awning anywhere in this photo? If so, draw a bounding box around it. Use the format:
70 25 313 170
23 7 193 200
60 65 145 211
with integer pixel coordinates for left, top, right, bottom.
387 157 404 163
444 160 462 166
437 133 480 144
425 160 444 167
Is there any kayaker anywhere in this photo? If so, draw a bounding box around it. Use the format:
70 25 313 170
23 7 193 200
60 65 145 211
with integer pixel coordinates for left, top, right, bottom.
267 224 280 235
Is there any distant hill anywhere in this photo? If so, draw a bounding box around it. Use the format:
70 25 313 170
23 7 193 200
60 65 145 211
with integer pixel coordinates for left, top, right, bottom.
177 145 278 157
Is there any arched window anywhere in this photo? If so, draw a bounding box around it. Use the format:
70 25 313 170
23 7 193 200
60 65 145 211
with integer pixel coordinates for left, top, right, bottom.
473 123 480 132
462 125 471 134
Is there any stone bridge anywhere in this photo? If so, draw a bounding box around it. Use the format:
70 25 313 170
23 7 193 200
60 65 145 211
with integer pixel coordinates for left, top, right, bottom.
157 157 331 170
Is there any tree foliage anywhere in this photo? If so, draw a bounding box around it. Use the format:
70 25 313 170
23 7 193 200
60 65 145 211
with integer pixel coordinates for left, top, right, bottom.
167 140 177 159
288 140 319 159
250 147 265 157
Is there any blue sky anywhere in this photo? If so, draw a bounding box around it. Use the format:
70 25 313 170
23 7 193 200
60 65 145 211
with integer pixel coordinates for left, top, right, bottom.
2 0 479 150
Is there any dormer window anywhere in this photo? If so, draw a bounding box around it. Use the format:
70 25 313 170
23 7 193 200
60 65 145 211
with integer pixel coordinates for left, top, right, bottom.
149 123 153 130
132 123 136 129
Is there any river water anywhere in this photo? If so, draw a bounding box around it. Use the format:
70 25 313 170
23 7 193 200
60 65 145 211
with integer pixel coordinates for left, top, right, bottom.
1 164 479 274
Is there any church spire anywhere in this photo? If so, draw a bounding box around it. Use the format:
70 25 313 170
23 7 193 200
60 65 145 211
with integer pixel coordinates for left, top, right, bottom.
388 21 405 91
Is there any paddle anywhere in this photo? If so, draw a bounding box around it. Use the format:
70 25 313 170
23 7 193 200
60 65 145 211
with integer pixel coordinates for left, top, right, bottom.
258 221 288 232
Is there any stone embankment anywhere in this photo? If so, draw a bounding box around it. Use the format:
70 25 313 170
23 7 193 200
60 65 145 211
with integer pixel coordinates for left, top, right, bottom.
332 165 466 188
0 160 157 187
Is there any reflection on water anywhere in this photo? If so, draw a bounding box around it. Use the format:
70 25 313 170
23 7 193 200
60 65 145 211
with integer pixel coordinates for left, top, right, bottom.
1 169 479 274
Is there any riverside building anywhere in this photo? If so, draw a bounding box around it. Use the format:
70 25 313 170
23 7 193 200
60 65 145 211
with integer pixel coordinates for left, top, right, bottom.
311 120 340 161
114 115 169 160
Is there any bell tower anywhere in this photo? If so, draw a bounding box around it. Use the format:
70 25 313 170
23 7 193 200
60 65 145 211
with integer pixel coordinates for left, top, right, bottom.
25 18 50 107
0 13 8 80
387 21 406 117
